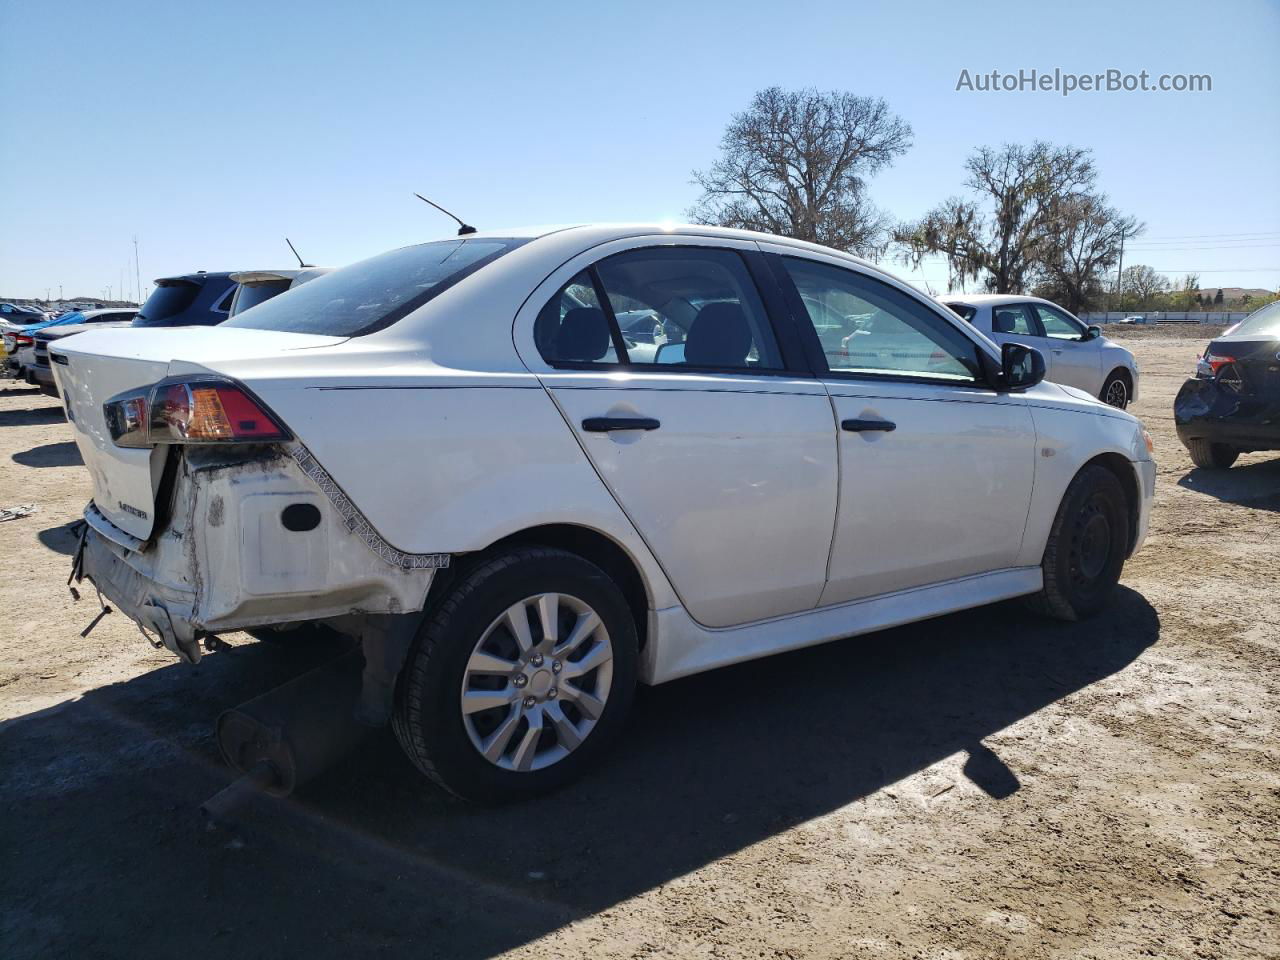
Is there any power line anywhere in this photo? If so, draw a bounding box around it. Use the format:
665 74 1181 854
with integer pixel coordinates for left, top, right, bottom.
1135 230 1280 240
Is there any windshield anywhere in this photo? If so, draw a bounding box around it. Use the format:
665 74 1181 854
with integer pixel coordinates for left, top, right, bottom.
223 238 526 337
1233 300 1280 337
945 302 977 322
134 281 201 327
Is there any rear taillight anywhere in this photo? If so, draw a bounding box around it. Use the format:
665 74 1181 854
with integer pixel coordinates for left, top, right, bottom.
1203 351 1236 376
14 334 33 347
105 376 290 448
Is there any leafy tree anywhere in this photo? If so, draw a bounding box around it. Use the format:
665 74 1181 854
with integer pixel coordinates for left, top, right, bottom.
1214 288 1224 305
1036 194 1140 312
1122 265 1170 308
896 141 1097 293
689 87 912 256
1178 274 1201 310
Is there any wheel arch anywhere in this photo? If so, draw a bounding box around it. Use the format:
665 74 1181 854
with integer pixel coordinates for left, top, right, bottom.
1108 365 1134 388
432 523 653 652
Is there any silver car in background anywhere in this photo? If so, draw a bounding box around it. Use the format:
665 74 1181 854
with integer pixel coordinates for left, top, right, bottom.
943 294 1139 408
228 267 332 317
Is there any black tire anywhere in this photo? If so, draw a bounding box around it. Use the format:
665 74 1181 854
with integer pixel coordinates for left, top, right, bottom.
1027 464 1131 621
392 546 638 802
1100 370 1131 409
1185 437 1238 470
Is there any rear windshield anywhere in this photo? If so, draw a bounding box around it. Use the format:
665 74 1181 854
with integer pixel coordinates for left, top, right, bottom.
1233 301 1280 337
223 238 526 337
945 302 977 322
230 279 292 317
134 281 200 327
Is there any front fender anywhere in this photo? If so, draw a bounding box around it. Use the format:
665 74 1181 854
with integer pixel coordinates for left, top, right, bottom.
1018 401 1152 566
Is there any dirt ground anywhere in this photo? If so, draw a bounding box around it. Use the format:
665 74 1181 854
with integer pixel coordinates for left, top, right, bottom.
2 331 1277 959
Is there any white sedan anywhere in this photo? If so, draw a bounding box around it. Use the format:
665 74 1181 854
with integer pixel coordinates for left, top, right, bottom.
942 294 1140 408
53 224 1155 802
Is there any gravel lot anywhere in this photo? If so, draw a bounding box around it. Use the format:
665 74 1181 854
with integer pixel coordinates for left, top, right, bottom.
2 331 1277 959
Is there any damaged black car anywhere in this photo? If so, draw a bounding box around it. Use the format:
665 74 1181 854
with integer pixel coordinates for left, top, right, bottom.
1175 300 1280 469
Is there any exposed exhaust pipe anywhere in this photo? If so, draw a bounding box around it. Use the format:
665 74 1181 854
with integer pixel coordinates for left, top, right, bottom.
201 650 371 823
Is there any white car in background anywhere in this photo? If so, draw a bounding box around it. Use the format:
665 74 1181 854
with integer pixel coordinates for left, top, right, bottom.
943 294 1140 408
227 267 332 317
54 224 1154 802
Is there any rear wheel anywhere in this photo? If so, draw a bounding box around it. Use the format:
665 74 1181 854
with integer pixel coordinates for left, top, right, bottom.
1027 464 1130 621
1100 370 1131 409
393 546 637 802
1185 438 1238 470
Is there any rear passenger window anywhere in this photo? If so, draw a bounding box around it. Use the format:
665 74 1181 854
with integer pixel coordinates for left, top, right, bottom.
534 271 621 365
992 305 1036 336
534 247 783 373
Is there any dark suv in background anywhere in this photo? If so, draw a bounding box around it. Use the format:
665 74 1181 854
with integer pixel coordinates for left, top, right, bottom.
133 272 238 328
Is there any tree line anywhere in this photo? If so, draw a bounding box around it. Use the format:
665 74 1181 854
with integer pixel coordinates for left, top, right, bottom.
689 87 1275 314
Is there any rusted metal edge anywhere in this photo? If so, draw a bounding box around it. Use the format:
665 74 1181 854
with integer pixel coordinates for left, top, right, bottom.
288 444 450 571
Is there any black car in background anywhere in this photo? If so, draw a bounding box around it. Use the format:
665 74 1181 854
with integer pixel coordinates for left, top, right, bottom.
133 271 238 328
1175 300 1280 469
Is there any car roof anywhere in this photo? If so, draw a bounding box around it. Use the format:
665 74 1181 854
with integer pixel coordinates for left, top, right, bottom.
79 307 137 318
941 293 1061 308
154 272 236 283
230 267 333 283
456 222 892 281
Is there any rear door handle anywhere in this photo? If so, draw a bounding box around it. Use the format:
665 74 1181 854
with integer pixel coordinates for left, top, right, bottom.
582 416 661 433
841 418 896 433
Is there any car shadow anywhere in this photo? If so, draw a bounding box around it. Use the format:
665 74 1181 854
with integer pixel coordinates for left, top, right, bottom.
36 521 82 555
12 440 81 468
1178 456 1280 512
0 404 64 427
0 588 1158 959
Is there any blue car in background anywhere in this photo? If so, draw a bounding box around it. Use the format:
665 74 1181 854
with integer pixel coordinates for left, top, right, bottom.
5 308 139 382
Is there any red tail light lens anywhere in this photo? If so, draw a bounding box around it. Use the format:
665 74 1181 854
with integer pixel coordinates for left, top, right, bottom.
106 377 290 447
14 334 33 346
1203 351 1236 376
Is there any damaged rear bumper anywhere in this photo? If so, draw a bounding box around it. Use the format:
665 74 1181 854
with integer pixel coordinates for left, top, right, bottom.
1174 377 1280 451
73 443 448 662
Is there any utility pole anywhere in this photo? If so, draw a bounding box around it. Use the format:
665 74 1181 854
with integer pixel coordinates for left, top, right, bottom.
133 236 142 306
1114 228 1125 315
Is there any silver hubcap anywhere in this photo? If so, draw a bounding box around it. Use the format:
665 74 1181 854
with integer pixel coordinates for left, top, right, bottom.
460 593 613 772
1105 379 1128 407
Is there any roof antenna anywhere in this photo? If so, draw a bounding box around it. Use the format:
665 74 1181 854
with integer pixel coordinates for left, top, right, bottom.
413 193 477 235
285 237 312 268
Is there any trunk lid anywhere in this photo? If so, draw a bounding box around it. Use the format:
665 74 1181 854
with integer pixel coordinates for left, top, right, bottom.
51 326 345 541
1209 335 1280 398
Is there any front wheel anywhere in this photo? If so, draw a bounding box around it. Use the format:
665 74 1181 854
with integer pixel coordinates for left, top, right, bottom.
392 546 638 802
1185 438 1238 470
1027 464 1131 621
1100 371 1131 409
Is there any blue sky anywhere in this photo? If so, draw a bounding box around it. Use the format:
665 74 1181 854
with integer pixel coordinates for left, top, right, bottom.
1 0 1277 301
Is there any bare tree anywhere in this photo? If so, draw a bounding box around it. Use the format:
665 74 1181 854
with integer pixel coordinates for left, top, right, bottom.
689 87 912 256
1121 264 1169 308
897 142 1097 293
1037 195 1141 312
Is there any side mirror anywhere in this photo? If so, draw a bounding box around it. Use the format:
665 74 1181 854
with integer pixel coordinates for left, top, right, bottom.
1000 342 1046 391
1086 324 1103 341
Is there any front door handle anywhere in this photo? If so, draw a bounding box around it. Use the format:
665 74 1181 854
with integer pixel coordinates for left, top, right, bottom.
841 418 896 433
582 416 661 433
